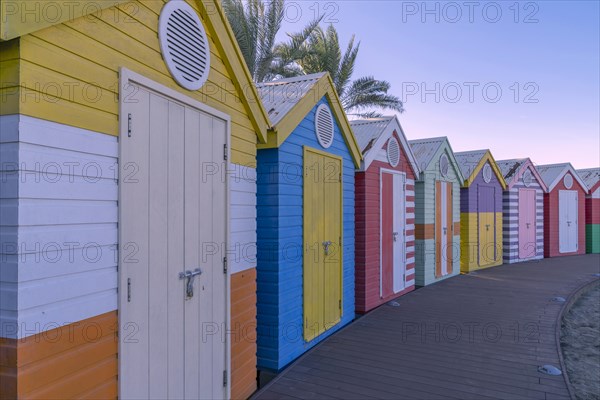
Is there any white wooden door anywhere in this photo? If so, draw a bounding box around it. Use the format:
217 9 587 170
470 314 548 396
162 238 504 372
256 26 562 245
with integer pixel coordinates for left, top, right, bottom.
392 173 406 293
559 190 578 253
120 82 228 399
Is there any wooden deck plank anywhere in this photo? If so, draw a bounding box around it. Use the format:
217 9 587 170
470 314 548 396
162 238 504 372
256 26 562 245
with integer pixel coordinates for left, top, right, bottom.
253 254 599 400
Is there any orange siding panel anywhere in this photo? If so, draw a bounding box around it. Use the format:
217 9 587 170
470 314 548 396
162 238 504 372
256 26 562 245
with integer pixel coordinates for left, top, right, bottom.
0 311 117 400
231 268 257 400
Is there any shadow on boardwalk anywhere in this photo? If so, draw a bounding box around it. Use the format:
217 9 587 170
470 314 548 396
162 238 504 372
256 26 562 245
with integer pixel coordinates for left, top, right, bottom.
253 254 600 400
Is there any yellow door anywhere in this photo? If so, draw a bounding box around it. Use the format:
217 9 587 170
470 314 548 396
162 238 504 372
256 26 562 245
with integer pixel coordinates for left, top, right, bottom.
303 147 342 341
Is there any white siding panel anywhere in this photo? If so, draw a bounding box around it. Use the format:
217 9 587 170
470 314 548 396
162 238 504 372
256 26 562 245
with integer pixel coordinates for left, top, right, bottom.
229 164 257 274
0 115 119 339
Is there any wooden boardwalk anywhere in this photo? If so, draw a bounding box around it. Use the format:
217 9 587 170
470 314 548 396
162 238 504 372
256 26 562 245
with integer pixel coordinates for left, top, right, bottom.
253 255 600 400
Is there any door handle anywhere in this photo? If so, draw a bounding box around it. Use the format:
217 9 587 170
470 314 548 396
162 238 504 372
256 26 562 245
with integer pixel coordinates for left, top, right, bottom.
443 227 447 235
567 221 571 226
485 224 490 231
322 241 332 256
526 222 531 229
393 232 399 242
179 268 202 298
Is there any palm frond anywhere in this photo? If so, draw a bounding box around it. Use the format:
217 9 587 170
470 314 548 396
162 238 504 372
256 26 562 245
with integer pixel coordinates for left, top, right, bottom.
342 76 404 113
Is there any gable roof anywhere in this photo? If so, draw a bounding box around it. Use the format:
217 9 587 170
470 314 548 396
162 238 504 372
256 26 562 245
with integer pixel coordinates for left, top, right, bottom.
576 168 600 193
454 150 507 189
496 158 548 192
0 0 271 143
408 137 465 182
256 72 362 167
350 116 420 174
537 163 589 193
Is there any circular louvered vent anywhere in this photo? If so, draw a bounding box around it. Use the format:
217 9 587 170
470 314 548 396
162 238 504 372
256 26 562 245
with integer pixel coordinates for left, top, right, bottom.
522 169 532 187
440 154 449 177
159 1 210 91
315 104 334 148
563 173 573 189
387 137 400 167
483 164 492 183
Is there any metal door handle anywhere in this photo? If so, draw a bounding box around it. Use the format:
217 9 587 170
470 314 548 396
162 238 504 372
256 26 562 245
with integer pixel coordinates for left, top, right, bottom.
179 268 202 298
393 232 399 242
567 221 571 226
443 227 447 235
485 224 490 231
322 241 332 256
526 223 531 229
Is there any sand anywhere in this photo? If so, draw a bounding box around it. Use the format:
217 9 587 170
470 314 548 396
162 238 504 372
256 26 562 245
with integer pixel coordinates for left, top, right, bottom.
560 285 600 400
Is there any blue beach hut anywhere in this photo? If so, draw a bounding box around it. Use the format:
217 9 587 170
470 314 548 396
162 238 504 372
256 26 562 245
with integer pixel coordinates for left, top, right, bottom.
255 73 362 373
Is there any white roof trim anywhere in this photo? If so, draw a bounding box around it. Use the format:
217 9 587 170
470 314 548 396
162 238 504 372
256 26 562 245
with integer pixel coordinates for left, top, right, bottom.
358 116 420 175
540 163 589 193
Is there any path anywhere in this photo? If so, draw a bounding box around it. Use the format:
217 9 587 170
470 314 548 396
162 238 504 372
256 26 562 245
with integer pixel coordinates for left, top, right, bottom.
253 254 600 400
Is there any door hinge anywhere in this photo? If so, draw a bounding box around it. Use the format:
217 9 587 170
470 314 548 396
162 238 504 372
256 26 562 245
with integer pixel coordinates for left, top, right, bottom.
223 370 227 387
223 257 228 274
127 113 132 137
339 172 342 182
339 299 342 310
223 144 228 161
127 278 131 302
339 236 342 246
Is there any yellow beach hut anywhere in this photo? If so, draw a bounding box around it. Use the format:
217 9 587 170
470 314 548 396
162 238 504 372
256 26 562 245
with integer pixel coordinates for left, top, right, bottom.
0 1 269 398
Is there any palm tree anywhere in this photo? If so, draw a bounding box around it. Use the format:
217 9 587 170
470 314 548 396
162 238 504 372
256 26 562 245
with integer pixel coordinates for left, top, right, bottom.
283 25 404 117
222 0 320 82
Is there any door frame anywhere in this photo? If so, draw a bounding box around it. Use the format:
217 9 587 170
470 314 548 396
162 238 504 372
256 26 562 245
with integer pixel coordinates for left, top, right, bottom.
435 180 453 277
558 189 578 254
477 185 497 267
118 67 232 398
379 168 407 296
518 188 537 260
302 145 344 341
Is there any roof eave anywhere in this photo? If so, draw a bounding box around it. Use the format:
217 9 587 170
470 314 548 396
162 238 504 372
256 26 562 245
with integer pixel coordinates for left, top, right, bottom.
258 73 363 168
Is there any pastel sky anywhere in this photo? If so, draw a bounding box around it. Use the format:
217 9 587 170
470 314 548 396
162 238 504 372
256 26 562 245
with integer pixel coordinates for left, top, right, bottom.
277 1 599 169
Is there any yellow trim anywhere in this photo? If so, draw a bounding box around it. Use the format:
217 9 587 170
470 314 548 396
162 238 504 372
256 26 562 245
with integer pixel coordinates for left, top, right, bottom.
259 74 362 168
0 0 271 144
0 1 129 41
302 145 343 341
463 150 507 189
199 1 269 143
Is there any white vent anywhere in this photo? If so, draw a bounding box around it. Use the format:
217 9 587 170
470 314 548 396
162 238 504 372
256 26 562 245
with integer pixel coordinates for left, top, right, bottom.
522 169 532 187
159 1 210 91
483 164 492 183
387 137 400 167
315 104 334 148
440 154 449 177
564 173 573 189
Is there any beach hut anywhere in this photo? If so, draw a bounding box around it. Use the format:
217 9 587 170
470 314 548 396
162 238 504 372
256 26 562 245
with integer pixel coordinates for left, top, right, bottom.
454 150 507 272
0 1 270 398
409 137 464 286
537 164 588 258
351 117 421 313
496 159 548 263
255 73 362 372
576 168 600 253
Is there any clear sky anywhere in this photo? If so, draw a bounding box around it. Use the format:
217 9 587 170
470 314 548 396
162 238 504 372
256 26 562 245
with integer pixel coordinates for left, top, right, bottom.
277 1 599 169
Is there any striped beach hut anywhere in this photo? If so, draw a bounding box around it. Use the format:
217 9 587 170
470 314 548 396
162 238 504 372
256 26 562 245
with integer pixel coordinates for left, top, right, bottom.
537 163 588 257
351 116 420 313
409 137 464 286
255 73 362 372
0 1 270 398
576 168 600 253
496 159 548 263
454 150 507 272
